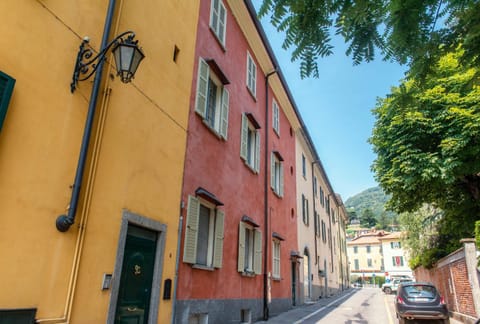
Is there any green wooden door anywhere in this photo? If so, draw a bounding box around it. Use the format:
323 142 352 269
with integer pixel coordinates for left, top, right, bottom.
114 225 157 324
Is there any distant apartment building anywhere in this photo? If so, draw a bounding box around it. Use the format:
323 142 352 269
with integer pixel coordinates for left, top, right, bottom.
347 231 386 280
379 232 413 279
347 230 412 282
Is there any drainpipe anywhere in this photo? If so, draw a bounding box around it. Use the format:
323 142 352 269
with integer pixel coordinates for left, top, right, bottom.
56 0 117 232
171 205 184 324
263 68 277 321
311 161 318 267
327 194 333 295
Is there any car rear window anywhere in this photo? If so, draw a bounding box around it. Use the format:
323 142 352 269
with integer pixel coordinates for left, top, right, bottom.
404 285 437 298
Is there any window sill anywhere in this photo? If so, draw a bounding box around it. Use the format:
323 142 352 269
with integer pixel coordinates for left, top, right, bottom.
272 276 281 281
246 86 257 102
197 115 226 141
241 270 256 277
192 264 215 271
209 27 226 52
271 188 283 199
241 159 259 174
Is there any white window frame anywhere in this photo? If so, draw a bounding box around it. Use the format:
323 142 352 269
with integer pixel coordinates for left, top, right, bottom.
240 113 260 173
271 152 284 197
183 195 225 269
246 51 257 97
195 58 229 139
209 0 227 46
238 222 262 275
272 100 280 135
272 240 281 279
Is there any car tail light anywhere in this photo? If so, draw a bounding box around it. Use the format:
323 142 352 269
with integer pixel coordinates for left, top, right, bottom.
440 296 446 304
397 296 405 304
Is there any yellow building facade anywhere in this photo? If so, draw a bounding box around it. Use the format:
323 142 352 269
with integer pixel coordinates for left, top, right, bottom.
0 0 199 323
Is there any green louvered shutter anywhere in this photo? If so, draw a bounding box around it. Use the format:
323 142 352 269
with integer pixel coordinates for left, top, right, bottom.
212 209 225 268
237 222 246 272
253 229 262 275
279 162 284 196
240 113 248 160
195 58 209 118
270 152 275 189
219 88 229 139
0 71 16 132
183 195 200 264
254 131 260 173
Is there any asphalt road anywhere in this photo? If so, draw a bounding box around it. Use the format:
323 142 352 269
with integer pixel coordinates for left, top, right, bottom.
256 287 464 324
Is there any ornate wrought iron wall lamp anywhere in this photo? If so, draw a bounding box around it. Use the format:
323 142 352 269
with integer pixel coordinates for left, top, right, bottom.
56 25 145 232
70 31 144 93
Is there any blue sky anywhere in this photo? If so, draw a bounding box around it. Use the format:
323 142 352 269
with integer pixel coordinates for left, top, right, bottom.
255 7 407 200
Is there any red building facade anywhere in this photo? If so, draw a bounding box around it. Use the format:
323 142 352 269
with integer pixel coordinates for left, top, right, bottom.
175 0 300 322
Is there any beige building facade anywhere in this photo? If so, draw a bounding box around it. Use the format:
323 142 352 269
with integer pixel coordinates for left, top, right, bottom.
295 129 348 303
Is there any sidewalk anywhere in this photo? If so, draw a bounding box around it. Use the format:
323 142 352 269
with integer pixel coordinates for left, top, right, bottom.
254 290 355 324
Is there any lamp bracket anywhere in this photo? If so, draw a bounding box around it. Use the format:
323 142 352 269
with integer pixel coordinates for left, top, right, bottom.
70 31 136 93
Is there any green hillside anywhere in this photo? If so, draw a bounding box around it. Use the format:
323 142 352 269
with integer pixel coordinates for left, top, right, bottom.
345 186 397 223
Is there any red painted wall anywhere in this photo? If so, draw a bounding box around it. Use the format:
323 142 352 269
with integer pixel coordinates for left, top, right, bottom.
177 0 298 304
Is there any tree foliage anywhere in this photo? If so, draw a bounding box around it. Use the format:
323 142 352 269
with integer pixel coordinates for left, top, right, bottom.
360 208 377 228
370 47 480 216
258 0 480 78
371 47 480 264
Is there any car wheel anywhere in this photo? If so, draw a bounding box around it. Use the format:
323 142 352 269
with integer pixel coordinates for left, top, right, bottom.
384 287 392 294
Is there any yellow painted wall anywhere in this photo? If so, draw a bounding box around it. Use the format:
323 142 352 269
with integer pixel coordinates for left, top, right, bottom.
0 0 199 323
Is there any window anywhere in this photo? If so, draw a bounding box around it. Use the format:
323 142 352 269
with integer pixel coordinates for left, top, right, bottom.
392 256 404 267
0 71 16 132
246 52 256 97
272 240 281 279
302 154 306 178
321 220 327 243
183 195 224 268
240 113 260 172
272 100 280 135
301 194 309 225
314 211 320 237
391 241 401 249
319 187 324 206
313 176 318 197
210 0 227 46
354 259 359 270
238 222 262 274
195 58 229 139
271 152 284 196
367 259 373 267
366 246 371 253
353 246 358 254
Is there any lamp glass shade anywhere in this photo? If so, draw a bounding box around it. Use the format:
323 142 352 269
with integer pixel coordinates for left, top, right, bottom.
112 40 145 83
